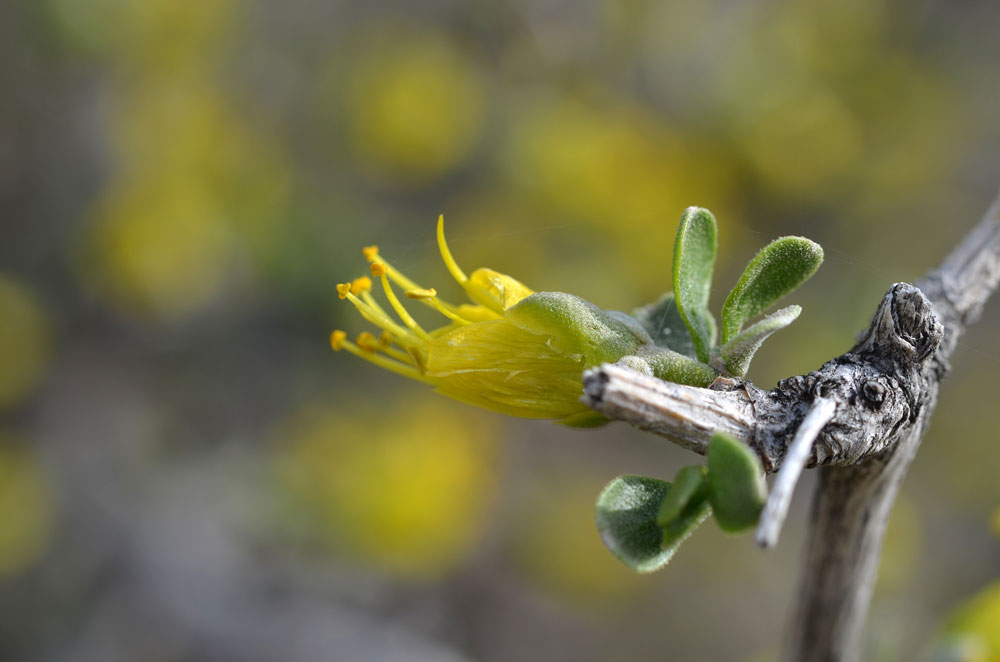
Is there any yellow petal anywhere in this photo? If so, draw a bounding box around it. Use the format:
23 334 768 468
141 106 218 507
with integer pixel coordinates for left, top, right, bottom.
463 268 534 314
426 319 587 418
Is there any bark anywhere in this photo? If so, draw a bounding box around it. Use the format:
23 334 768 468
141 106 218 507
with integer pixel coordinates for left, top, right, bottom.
581 194 1000 662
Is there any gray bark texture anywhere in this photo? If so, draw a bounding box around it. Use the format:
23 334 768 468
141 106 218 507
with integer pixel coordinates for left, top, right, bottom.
581 194 1000 662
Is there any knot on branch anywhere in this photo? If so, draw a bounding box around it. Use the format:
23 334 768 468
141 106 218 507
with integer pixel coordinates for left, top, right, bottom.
763 364 908 466
758 283 944 467
853 283 943 365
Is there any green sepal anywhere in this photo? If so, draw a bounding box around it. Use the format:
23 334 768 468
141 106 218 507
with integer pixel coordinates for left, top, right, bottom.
614 350 717 387
640 347 717 387
719 305 801 377
720 236 823 344
603 310 655 345
560 410 610 428
631 293 697 359
596 475 711 573
707 431 767 533
506 292 646 367
672 207 718 363
657 465 708 526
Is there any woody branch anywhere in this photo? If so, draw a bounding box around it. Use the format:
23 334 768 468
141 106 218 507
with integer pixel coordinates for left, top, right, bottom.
582 192 1000 662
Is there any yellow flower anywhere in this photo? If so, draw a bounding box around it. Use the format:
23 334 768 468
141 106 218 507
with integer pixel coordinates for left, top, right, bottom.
333 217 715 425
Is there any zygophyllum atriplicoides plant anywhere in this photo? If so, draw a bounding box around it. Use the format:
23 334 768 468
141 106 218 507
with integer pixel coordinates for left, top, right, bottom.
332 208 823 572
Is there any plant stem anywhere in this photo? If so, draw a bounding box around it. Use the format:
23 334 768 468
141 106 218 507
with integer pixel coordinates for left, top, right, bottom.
585 192 1000 662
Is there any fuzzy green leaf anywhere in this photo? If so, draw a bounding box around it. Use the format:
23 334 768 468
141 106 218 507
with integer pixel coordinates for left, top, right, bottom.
720 236 823 344
657 465 708 526
672 207 718 363
631 293 698 359
596 475 711 573
720 305 801 377
707 432 767 533
506 292 646 366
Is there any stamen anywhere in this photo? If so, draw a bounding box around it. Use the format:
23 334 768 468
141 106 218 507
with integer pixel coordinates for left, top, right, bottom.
429 297 471 325
351 277 372 295
337 337 435 384
379 274 430 340
437 215 468 285
330 330 347 350
406 346 427 371
404 287 468 323
403 285 463 318
370 262 387 277
336 283 351 299
356 331 379 352
360 289 391 318
376 332 414 363
343 291 421 346
405 287 437 299
371 258 422 292
363 242 443 300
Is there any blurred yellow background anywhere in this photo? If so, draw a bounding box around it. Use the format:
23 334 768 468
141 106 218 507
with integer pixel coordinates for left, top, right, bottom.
1 0 999 660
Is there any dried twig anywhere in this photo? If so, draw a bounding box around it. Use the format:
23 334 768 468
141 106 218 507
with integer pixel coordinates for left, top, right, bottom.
755 397 836 549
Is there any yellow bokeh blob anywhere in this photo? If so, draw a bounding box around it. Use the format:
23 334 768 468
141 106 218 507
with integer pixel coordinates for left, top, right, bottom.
933 582 1000 662
771 0 886 76
77 3 289 323
875 495 922 594
110 80 243 183
87 182 235 321
109 79 289 200
0 276 52 410
501 94 736 283
739 84 862 199
346 27 487 185
106 79 291 254
505 96 682 225
0 435 53 575
45 0 235 67
276 398 499 578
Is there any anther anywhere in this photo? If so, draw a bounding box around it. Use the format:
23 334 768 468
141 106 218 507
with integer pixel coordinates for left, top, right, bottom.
351 276 372 295
362 245 379 261
330 330 347 350
336 283 351 299
356 331 378 351
370 262 387 277
405 287 438 300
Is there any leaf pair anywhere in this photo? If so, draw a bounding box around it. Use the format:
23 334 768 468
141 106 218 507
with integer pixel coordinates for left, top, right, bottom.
670 207 823 376
595 473 711 574
595 432 766 572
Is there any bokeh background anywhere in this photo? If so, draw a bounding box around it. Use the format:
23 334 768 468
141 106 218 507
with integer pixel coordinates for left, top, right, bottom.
1 1 999 660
